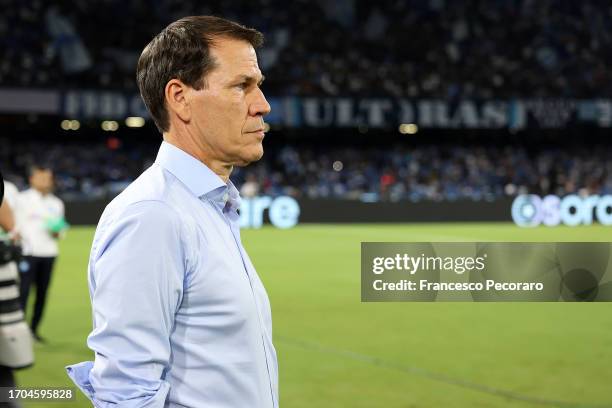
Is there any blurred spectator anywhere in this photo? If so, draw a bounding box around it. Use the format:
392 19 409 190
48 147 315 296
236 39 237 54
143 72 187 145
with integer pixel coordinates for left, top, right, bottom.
17 166 66 343
240 174 261 198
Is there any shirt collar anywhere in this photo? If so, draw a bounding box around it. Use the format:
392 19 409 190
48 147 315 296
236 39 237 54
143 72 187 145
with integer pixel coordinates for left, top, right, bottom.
155 141 241 210
206 179 242 213
155 141 226 198
29 188 44 199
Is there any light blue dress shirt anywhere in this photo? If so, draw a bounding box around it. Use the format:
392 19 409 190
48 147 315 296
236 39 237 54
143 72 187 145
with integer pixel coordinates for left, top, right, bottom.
66 141 278 407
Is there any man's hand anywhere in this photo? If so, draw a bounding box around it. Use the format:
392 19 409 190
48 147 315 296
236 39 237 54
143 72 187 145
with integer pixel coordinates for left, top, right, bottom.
46 217 69 238
7 229 21 243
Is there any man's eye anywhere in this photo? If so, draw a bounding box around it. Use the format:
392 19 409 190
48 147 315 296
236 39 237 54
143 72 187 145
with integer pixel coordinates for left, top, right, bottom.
236 83 248 90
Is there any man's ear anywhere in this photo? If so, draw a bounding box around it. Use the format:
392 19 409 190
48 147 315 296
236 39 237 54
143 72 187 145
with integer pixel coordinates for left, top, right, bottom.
165 79 191 124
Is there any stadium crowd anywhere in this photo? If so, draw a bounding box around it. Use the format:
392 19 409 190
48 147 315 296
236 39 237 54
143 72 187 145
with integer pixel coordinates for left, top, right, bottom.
2 0 610 203
1 140 609 202
1 0 611 98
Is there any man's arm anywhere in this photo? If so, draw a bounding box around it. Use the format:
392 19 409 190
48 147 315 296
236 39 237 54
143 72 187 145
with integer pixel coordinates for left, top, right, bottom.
67 200 186 407
0 198 15 232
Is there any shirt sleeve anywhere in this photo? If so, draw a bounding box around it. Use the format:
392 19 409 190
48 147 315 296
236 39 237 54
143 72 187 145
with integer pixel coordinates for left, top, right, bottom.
58 197 65 218
56 198 67 239
66 200 185 407
13 191 25 237
3 182 19 210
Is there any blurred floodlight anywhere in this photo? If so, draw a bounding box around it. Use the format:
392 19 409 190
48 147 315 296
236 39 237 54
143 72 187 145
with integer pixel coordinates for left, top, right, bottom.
101 120 119 131
125 116 145 128
399 123 418 134
61 119 80 130
332 160 343 172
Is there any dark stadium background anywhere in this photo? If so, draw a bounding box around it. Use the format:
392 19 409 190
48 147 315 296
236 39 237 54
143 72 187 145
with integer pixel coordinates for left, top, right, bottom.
1 1 611 407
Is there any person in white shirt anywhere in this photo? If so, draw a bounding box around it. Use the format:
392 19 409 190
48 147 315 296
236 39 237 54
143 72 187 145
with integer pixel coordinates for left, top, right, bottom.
18 166 65 342
0 177 35 404
0 180 19 225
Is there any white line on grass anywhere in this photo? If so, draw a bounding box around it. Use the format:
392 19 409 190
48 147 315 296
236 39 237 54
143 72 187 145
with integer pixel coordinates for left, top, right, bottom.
277 335 611 408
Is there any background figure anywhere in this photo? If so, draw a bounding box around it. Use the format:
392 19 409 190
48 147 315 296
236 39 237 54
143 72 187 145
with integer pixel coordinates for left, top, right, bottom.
0 178 34 408
17 166 66 342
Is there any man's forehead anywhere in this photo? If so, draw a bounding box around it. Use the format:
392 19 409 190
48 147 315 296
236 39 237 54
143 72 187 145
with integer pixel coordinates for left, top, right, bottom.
209 37 261 76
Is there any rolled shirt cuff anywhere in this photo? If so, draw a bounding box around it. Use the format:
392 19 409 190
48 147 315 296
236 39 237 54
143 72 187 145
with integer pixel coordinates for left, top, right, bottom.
66 361 170 408
66 361 96 401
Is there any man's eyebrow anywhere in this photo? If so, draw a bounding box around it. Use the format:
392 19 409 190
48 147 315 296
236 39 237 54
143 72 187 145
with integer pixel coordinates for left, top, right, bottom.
231 74 266 85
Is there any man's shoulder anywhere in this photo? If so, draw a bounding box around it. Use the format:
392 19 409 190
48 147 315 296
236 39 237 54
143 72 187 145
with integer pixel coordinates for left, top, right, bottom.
3 182 19 206
91 166 185 257
106 164 171 210
17 188 32 197
98 164 186 228
3 181 17 195
17 188 35 205
47 193 63 207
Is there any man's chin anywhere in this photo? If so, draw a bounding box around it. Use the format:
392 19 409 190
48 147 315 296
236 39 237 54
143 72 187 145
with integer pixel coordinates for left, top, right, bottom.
235 149 264 167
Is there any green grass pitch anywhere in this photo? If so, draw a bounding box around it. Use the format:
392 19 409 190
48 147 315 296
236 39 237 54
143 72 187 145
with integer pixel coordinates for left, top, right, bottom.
16 223 612 407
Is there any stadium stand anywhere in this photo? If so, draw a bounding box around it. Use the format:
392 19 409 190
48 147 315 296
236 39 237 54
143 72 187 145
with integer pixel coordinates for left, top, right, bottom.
1 0 611 97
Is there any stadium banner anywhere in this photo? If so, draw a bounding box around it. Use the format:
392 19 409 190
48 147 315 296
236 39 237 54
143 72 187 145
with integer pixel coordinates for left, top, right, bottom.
2 88 612 129
55 94 612 129
511 194 612 227
361 242 612 302
63 197 513 225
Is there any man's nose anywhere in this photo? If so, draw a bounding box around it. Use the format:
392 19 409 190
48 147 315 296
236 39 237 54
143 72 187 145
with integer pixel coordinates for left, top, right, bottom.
249 87 271 117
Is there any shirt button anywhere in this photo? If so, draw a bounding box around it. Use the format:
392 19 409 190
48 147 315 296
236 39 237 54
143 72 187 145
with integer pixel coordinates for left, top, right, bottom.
222 192 229 203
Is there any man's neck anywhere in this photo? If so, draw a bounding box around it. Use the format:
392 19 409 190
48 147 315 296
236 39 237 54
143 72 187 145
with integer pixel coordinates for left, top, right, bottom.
163 133 232 183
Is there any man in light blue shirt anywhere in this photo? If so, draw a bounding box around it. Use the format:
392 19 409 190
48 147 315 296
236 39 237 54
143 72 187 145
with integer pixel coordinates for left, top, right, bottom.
66 16 278 407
